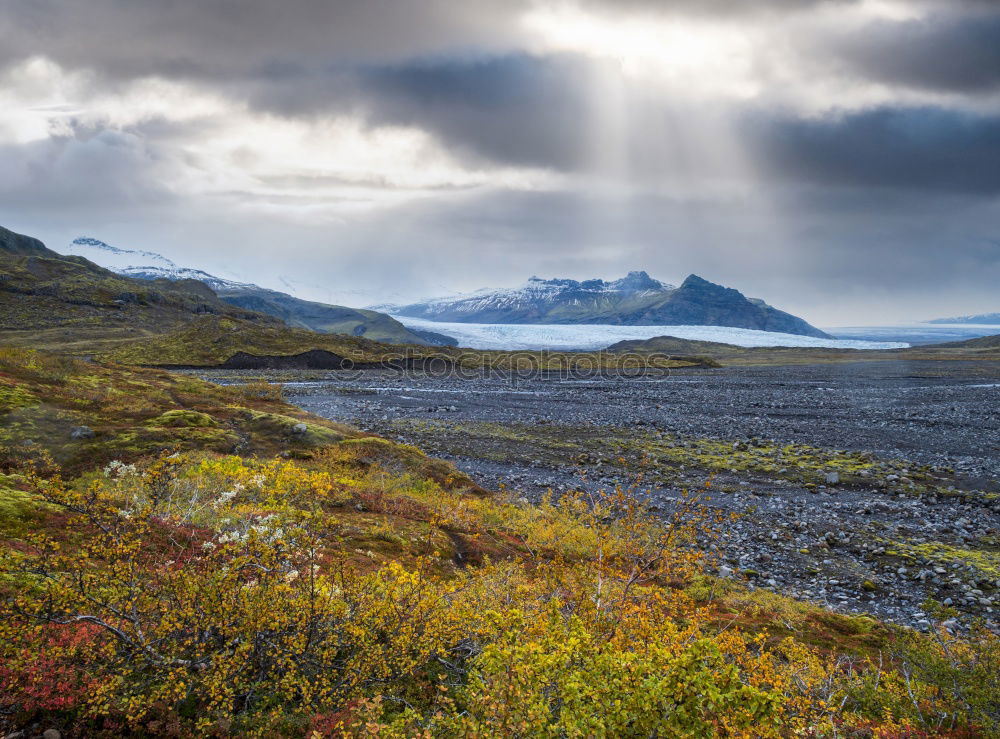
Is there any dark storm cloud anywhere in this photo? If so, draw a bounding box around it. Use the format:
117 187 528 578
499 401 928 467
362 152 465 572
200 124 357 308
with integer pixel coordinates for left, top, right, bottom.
576 0 860 16
258 51 1000 195
0 0 869 84
829 11 1000 93
5 0 991 96
239 53 597 170
749 107 1000 194
5 0 1000 188
358 55 596 169
0 0 527 79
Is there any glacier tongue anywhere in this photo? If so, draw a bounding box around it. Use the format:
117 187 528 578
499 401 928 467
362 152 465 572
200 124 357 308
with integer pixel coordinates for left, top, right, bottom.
390 316 910 351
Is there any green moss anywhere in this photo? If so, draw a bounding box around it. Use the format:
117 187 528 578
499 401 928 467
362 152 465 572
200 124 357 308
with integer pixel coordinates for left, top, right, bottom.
810 610 878 637
0 384 39 412
242 410 346 446
83 314 711 370
147 409 218 428
885 538 1000 581
335 437 479 492
389 419 943 494
90 427 238 459
0 348 373 474
0 476 56 536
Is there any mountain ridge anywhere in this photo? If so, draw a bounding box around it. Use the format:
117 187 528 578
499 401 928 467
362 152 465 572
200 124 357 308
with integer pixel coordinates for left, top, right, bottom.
0 225 279 354
928 312 1000 325
64 237 454 346
382 271 830 338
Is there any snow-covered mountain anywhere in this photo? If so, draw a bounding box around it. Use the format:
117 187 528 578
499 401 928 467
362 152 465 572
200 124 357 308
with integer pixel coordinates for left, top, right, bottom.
65 238 253 290
117 265 254 292
379 271 830 338
374 271 670 322
65 237 181 272
63 237 452 345
928 312 1000 325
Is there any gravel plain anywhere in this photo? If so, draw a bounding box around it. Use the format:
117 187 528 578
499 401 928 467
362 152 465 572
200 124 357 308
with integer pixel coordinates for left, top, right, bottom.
197 359 1000 630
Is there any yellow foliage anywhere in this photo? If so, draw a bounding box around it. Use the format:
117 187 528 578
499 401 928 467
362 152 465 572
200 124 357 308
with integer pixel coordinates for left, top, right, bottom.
0 453 994 737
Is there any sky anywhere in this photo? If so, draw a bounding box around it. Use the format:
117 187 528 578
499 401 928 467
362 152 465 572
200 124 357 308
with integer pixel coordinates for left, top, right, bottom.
1 0 999 325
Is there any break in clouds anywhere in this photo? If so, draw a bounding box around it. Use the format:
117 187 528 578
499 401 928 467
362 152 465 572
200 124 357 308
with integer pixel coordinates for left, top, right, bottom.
1 0 999 323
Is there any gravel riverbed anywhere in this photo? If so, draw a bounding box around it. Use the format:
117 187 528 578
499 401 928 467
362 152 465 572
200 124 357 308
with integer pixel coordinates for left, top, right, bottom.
196 359 1000 630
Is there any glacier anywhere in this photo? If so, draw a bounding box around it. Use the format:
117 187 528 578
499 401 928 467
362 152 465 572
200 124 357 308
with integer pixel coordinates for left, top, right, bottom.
391 316 910 351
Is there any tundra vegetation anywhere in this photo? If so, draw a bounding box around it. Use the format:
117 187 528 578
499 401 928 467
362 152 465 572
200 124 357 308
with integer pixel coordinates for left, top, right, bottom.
1 347 999 737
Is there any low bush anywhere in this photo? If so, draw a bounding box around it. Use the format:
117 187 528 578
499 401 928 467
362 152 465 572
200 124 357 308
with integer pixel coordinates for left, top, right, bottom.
1 452 996 736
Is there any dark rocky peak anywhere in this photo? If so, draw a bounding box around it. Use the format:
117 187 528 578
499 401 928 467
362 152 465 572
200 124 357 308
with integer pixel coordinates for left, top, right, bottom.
679 274 715 289
610 270 664 292
0 225 54 257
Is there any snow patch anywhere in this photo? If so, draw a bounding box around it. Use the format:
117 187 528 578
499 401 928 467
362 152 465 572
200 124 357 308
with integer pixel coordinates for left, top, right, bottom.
67 237 177 271
65 237 254 291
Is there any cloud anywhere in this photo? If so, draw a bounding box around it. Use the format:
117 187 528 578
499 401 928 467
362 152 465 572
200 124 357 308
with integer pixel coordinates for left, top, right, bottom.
0 128 177 218
0 0 529 80
250 50 1000 198
574 0 863 18
826 10 1000 93
354 54 596 170
2 0 1000 324
749 107 1000 194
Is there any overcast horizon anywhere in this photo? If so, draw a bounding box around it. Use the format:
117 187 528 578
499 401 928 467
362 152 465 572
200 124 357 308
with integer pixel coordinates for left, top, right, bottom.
2 0 999 325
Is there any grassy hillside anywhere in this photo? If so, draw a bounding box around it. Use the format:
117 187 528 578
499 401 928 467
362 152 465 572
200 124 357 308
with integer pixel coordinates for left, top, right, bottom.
0 224 448 351
1 346 997 736
0 225 282 354
931 333 1000 349
608 333 1000 366
215 285 451 346
94 315 717 370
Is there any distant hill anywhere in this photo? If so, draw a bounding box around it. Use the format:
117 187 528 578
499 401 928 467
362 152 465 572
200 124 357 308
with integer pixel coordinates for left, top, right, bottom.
0 225 276 353
65 237 455 346
607 331 1000 367
380 271 830 338
607 335 743 354
927 333 1000 349
1 226 56 257
928 312 1000 325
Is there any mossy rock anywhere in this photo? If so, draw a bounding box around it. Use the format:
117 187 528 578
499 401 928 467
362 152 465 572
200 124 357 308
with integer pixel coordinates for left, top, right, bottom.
810 610 877 636
241 410 347 447
335 437 481 492
86 427 240 464
147 410 219 428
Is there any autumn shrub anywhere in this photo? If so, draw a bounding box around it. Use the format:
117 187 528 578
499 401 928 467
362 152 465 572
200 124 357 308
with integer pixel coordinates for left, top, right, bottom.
0 346 80 385
239 379 284 402
0 454 994 737
892 613 1000 733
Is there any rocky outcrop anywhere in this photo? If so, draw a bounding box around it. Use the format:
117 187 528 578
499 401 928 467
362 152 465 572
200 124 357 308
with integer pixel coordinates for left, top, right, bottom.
220 349 352 369
625 275 830 338
218 349 458 371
